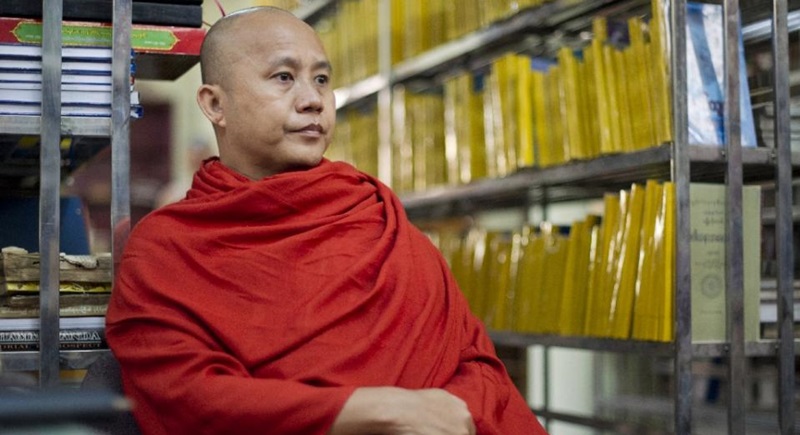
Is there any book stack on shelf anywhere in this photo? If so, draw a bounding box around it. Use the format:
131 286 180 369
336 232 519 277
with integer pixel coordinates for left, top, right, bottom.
391 0 550 64
0 0 203 29
387 2 674 191
391 88 446 192
434 181 768 343
329 106 380 179
315 0 379 88
0 13 205 81
757 96 800 151
0 247 109 351
326 0 761 196
0 42 141 118
759 279 800 339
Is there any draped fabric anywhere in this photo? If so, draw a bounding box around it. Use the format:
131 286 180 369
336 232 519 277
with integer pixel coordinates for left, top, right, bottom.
106 158 546 435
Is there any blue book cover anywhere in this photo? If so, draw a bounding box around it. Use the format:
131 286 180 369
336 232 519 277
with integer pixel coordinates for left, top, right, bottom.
686 2 757 147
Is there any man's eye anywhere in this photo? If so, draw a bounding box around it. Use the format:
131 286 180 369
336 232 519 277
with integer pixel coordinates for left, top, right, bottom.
315 75 329 85
276 73 293 81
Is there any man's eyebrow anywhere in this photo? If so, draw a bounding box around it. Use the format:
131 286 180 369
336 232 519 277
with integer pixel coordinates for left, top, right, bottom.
315 60 333 73
267 57 332 72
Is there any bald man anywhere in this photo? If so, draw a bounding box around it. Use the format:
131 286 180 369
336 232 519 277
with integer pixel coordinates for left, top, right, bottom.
105 7 548 435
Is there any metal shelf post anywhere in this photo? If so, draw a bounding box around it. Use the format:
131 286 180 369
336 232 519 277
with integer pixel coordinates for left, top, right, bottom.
670 0 693 432
38 0 64 388
771 0 797 433
111 0 132 273
722 1 746 434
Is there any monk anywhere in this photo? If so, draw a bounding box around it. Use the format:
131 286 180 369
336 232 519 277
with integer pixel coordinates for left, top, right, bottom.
105 6 549 435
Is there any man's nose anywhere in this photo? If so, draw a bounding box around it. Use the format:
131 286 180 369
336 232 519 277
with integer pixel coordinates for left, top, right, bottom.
296 79 324 113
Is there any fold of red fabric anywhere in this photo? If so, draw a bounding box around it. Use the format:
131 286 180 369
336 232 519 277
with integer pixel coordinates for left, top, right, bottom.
105 158 546 435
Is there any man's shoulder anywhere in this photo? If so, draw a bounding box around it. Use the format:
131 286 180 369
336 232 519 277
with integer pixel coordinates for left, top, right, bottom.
127 207 190 245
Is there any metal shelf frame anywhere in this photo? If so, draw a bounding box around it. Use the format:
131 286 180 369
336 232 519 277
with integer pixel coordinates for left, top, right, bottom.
0 349 110 372
332 0 800 113
489 331 800 358
401 145 800 217
319 0 796 433
0 0 131 386
0 115 111 137
332 0 631 112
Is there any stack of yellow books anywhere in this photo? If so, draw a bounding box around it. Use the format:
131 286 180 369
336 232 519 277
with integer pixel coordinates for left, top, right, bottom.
315 0 379 87
443 73 488 185
328 106 380 178
392 0 552 64
531 0 672 166
391 0 446 63
436 180 762 344
390 88 446 193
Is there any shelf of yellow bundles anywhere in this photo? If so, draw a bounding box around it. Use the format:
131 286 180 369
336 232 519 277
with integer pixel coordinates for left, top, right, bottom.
313 0 799 433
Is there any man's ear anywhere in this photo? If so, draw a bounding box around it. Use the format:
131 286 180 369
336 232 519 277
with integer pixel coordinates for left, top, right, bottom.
197 84 226 127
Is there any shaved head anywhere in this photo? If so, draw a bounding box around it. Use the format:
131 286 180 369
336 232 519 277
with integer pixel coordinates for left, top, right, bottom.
200 6 302 86
194 4 335 180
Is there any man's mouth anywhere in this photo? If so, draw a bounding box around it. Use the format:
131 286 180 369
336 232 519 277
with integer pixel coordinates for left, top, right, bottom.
295 123 324 134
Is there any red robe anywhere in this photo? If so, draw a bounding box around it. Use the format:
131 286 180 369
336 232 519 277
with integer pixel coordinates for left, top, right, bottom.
106 158 547 435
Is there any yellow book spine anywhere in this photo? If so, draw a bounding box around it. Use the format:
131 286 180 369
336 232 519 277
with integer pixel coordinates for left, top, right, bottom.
364 0 379 79
506 230 524 331
659 182 675 342
628 17 657 150
610 183 646 339
470 230 490 321
548 65 568 165
469 229 487 313
429 93 447 187
488 233 513 331
469 73 488 180
632 180 663 341
559 220 583 335
624 45 644 151
581 47 600 159
649 181 670 341
482 67 500 178
603 45 624 153
614 48 635 153
579 215 599 334
558 47 584 161
443 78 460 185
498 55 517 175
463 0 481 37
531 70 549 167
391 0 405 64
517 229 546 333
596 191 626 337
590 19 614 155
407 93 426 191
539 225 568 334
582 222 602 335
428 0 446 49
559 216 597 336
457 74 475 184
516 56 535 168
650 0 673 145
390 86 413 193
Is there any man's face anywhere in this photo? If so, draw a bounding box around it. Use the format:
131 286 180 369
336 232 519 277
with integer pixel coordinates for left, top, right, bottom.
215 13 336 179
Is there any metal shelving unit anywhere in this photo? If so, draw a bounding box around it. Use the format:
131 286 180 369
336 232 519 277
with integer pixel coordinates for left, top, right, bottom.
0 0 199 384
319 0 798 433
1 0 132 387
490 331 800 358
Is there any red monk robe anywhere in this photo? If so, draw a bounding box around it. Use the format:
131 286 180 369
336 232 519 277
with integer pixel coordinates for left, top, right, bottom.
106 158 547 435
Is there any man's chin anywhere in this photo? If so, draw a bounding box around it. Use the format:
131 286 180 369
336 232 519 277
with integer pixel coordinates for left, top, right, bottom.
284 157 325 173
